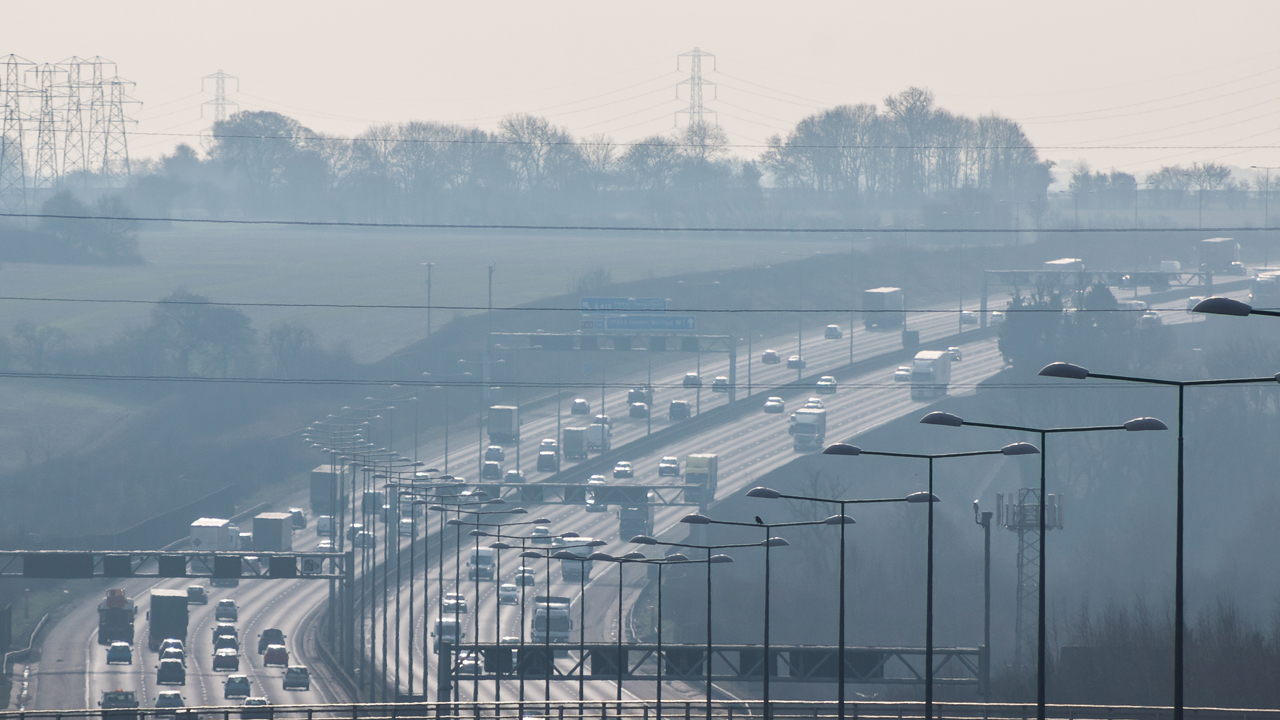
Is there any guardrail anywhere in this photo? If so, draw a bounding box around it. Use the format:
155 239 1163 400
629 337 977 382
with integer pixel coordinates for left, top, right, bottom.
5 700 1280 720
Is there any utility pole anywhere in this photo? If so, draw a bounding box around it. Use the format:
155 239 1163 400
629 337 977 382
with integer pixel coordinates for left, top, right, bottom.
85 57 113 178
0 55 31 213
998 489 1064 678
28 63 61 190
56 57 88 181
101 75 136 181
421 262 435 336
676 47 717 128
202 69 239 124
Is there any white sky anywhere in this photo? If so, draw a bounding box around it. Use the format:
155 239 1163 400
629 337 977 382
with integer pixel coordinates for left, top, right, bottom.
11 1 1280 178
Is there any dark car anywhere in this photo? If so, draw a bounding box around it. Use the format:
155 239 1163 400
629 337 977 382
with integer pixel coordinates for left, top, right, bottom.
156 658 185 685
761 349 780 364
213 648 240 672
240 697 272 720
629 402 649 419
258 628 285 654
570 398 590 415
282 666 310 691
216 599 238 622
787 355 807 369
668 401 691 420
682 373 702 388
484 445 505 462
186 585 208 605
263 644 289 668
537 451 559 472
627 387 654 405
481 461 503 480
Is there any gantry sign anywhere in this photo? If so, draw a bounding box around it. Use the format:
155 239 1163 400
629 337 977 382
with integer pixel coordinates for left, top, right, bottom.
390 481 703 507
0 550 352 580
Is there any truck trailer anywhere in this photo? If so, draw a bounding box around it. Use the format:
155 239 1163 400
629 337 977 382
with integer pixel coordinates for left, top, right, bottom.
252 513 294 552
531 596 572 644
910 350 952 400
309 464 341 515
147 589 188 651
789 408 827 452
863 287 905 329
488 406 520 445
561 427 589 461
619 505 654 540
97 589 136 645
684 454 719 505
189 518 235 552
587 423 611 453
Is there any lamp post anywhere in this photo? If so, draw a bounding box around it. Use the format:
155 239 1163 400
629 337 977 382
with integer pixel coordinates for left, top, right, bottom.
678 514 831 720
581 551 649 703
630 535 751 720
521 536 608 706
1193 296 1280 318
920 410 1167 720
638 552 690 720
744 487 938 720
821 441 1040 720
1038 361 1276 720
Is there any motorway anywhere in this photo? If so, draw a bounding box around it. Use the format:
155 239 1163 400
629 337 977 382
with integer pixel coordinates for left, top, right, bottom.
20 287 1222 711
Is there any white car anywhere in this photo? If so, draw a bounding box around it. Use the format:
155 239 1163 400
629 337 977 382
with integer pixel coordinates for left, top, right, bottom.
960 311 978 325
947 346 963 362
894 366 911 382
443 593 468 614
815 376 837 394
804 397 824 409
530 526 552 544
539 438 558 453
711 376 730 392
1139 311 1163 328
990 311 1006 326
763 397 784 414
824 324 843 339
498 583 519 605
612 462 634 479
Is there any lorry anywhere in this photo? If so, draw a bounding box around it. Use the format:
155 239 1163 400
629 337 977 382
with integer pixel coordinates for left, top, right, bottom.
488 405 520 445
1200 237 1244 274
1251 270 1280 307
252 513 294 552
789 408 827 452
558 538 597 581
562 427 589 461
587 423 611 453
97 589 136 645
910 350 952 400
362 490 384 515
684 454 719 505
531 596 572 644
862 287 905 329
619 505 654 540
432 618 463 654
147 589 189 651
189 518 235 552
467 547 495 581
309 464 340 515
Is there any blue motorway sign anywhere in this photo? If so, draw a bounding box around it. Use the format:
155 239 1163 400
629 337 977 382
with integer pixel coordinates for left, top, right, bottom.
581 315 696 332
580 297 668 314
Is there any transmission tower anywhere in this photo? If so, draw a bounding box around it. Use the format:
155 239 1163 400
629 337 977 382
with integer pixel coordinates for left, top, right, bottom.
100 75 137 181
676 47 717 128
57 57 89 181
28 63 62 190
0 55 32 213
201 69 239 124
997 488 1065 677
85 57 114 179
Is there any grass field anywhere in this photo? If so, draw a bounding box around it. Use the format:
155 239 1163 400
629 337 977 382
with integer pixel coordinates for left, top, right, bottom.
0 226 841 362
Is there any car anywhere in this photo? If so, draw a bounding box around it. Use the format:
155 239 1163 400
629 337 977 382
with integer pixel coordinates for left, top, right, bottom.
763 397 784 414
589 473 608 484
283 665 310 691
213 648 240 672
500 635 520 645
990 311 1006 325
960 311 978 325
484 445 505 462
761 349 781 364
481 461 503 480
160 647 185 666
1187 296 1206 313
216 599 238 622
825 324 843 339
894 366 911 382
570 398 591 415
668 400 691 420
658 456 680 477
683 372 703 388
1139 311 1163 328
530 526 552 544
537 451 559 472
212 624 237 642
398 517 414 536
240 697 272 720
711 376 729 393
816 376 837 394
947 346 963 362
346 523 364 541
161 638 185 654
504 469 526 483
498 583 519 605
515 567 537 586
288 508 306 529
186 585 208 605
106 641 132 665
100 689 140 720
154 691 185 718
627 387 654 405
355 530 373 548
805 397 824 409
593 414 612 427
612 462 634 479
263 644 289 668
539 438 558 453
787 355 806 369
318 538 335 551
156 658 185 685
457 651 482 675
258 628 285 654
224 674 251 699
214 634 239 652
443 593 468 614
629 402 649 418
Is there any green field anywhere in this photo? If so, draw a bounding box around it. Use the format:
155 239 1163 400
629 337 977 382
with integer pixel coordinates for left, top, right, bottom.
0 226 840 361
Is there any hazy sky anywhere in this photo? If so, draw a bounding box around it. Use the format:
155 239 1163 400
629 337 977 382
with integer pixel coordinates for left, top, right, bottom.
12 1 1280 179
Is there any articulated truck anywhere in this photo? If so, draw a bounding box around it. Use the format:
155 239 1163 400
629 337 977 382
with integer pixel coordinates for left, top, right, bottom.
789 408 827 452
684 454 719 506
97 589 136 645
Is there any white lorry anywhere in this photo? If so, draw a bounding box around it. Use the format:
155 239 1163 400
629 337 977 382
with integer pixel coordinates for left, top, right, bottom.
910 350 952 400
789 408 827 452
189 518 235 552
587 423 611 453
531 596 572 644
488 406 519 445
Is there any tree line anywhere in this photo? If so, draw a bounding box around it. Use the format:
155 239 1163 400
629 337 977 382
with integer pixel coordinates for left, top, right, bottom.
126 87 1054 227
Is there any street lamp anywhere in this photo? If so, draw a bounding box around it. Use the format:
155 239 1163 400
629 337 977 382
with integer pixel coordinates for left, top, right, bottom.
821 440 1039 720
744 487 937 720
920 410 1166 720
679 514 831 720
521 537 608 706
581 551 648 703
1038 360 1276 720
631 535 758 719
1192 296 1280 318
635 551 691 720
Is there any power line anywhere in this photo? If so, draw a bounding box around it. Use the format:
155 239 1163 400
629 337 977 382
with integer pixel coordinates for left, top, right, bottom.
4 210 1280 234
0 294 1180 314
